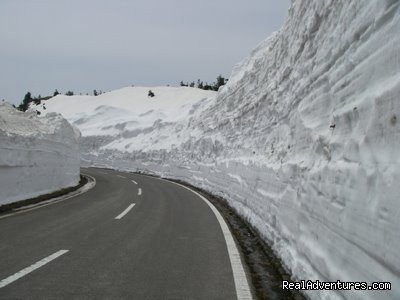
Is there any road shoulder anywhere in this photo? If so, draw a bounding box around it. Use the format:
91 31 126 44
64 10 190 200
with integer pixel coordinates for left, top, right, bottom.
0 174 95 218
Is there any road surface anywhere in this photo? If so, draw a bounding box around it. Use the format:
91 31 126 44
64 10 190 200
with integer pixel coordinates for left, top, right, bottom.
0 168 252 299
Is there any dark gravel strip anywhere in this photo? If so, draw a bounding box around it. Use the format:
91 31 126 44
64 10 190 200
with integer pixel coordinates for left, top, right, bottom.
0 175 88 215
163 177 307 300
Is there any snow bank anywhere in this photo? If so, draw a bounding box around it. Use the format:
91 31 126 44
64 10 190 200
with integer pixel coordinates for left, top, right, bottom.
33 1 400 299
0 103 80 205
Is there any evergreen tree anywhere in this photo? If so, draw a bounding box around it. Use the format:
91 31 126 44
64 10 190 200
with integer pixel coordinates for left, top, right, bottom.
33 95 41 105
214 75 226 91
65 91 74 96
179 75 227 91
18 92 32 111
53 89 60 96
148 90 155 97
197 79 204 89
93 90 98 96
203 83 212 90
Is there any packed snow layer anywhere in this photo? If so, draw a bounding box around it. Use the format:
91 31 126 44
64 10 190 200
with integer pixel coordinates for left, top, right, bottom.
34 1 400 299
0 103 80 205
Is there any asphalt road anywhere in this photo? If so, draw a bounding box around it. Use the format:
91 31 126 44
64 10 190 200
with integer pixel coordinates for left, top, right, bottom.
0 168 252 299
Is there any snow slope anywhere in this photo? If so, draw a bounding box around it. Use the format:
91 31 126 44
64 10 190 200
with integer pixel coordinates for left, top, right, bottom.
0 103 80 205
34 86 216 153
33 1 400 299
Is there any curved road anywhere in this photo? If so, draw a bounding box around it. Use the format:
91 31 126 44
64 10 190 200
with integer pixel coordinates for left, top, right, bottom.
0 168 252 299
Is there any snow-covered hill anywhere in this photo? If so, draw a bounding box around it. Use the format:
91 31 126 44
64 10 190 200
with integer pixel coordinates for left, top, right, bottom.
0 103 80 205
33 1 400 299
35 87 216 152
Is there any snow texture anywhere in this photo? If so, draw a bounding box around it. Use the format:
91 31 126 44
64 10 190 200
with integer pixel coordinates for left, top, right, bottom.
0 103 80 205
33 1 400 299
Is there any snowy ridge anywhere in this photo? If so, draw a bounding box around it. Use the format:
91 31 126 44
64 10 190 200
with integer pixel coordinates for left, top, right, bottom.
33 1 400 299
0 103 80 205
36 86 216 151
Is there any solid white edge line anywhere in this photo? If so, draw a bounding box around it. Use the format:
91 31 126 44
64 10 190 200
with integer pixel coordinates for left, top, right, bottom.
0 175 96 221
138 188 142 196
160 179 254 300
0 250 69 289
117 175 126 179
115 203 136 220
131 180 138 185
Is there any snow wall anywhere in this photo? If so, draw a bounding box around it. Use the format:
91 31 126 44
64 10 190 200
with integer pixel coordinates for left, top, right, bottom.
34 1 400 299
0 103 81 205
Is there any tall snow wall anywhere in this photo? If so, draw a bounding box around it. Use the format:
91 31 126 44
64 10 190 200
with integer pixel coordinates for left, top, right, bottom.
39 1 400 299
0 103 81 205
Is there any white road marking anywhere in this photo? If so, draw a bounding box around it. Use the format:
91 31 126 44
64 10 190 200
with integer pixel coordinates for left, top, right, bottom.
117 175 126 179
160 179 254 300
0 175 96 221
0 250 69 289
115 204 136 220
131 180 138 185
138 188 142 196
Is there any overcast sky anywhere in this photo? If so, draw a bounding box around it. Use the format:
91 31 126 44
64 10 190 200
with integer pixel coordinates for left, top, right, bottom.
0 0 290 105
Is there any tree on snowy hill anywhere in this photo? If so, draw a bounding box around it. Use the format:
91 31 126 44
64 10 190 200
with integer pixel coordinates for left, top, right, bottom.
17 92 54 111
65 91 74 96
179 75 228 91
148 90 155 97
93 90 98 96
53 89 60 96
17 92 32 112
33 95 41 105
213 75 227 91
203 83 213 90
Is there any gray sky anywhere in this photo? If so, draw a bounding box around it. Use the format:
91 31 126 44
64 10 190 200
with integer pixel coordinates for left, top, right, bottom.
0 0 290 105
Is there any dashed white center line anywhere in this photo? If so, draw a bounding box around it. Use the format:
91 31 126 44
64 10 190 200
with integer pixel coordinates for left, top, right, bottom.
0 250 69 289
131 180 138 185
115 204 136 220
138 188 142 196
117 175 126 179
